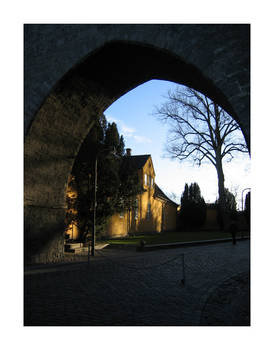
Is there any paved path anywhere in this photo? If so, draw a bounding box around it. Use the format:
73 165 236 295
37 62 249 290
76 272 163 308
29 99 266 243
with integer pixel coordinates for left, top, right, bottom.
24 240 250 326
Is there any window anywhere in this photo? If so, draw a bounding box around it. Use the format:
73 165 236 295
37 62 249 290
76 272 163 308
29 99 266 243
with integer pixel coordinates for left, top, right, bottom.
146 202 151 220
148 176 154 188
144 173 147 186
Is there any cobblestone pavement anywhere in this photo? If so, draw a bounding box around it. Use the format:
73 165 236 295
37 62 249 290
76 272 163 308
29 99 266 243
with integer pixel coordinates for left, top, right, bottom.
200 270 250 326
24 240 250 326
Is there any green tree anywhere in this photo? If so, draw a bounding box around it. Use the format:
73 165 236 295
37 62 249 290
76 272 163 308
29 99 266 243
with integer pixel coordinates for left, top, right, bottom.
179 182 207 230
223 188 237 212
154 86 249 229
105 122 120 150
215 188 237 229
118 155 143 212
66 114 141 241
244 191 250 228
117 135 125 157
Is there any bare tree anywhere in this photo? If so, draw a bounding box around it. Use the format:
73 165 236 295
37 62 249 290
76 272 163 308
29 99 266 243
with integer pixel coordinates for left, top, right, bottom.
154 86 249 229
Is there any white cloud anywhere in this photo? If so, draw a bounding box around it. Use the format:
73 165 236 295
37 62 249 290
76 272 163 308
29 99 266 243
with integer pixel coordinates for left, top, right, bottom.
105 114 151 144
121 125 135 137
106 114 134 135
105 115 119 124
133 135 152 144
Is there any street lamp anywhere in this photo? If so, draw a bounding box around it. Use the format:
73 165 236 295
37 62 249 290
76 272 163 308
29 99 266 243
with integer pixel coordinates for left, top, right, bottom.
92 156 97 257
87 147 118 262
241 187 251 211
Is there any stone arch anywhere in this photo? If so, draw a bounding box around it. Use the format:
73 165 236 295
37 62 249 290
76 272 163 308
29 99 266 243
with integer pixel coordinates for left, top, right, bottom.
24 25 250 263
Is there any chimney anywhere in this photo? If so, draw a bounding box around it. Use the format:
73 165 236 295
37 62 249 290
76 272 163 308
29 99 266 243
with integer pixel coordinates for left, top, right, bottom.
126 148 132 156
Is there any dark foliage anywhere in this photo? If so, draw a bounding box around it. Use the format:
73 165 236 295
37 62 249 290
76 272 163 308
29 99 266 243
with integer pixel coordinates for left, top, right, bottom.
244 191 250 228
215 188 238 230
66 114 141 241
179 182 207 230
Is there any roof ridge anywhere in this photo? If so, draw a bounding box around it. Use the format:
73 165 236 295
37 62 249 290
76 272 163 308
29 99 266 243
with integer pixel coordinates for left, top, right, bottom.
154 183 178 206
128 154 151 157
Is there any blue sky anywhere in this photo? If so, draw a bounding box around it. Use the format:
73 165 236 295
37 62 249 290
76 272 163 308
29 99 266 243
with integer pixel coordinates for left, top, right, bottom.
104 79 251 208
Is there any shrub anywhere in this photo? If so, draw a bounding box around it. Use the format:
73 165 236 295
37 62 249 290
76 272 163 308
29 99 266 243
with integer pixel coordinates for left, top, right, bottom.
179 183 207 230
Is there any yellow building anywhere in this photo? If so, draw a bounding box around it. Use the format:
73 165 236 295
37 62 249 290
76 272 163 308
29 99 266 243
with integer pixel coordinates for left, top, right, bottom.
65 149 178 240
106 150 178 237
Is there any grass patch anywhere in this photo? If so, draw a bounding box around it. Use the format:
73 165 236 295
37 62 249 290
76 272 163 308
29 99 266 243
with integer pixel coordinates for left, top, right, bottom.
104 230 249 247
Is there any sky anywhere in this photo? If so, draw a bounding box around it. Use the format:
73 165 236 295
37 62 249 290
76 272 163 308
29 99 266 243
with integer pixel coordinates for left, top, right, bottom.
104 79 251 208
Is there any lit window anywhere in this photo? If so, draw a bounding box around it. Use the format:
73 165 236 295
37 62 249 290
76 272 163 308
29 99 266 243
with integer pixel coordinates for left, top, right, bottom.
144 174 147 186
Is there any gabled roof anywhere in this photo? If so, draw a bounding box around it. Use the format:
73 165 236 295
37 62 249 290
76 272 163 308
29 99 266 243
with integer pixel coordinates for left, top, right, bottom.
154 184 179 207
122 154 178 206
122 154 151 170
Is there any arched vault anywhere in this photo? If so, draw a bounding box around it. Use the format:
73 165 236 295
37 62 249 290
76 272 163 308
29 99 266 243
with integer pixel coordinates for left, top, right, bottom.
24 24 250 263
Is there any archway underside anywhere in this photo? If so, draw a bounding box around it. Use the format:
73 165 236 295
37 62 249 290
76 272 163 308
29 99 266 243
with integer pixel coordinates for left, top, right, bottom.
24 40 250 264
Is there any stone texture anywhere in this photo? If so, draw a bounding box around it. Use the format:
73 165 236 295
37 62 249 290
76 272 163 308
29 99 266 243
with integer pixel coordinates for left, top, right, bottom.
24 240 250 326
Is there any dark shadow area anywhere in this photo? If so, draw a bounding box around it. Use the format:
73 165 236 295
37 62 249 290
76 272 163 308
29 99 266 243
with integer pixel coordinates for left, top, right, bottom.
24 240 250 326
200 271 250 326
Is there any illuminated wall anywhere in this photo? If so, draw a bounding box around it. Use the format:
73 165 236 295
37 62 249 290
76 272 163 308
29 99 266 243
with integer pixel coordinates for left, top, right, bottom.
106 156 178 237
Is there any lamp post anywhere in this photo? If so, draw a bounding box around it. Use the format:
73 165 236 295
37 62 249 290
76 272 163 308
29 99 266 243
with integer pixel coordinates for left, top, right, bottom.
241 187 251 211
87 156 97 262
87 147 118 262
92 156 97 257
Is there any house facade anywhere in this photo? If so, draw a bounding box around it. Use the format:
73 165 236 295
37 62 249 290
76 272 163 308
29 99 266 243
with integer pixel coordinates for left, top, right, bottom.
106 150 178 237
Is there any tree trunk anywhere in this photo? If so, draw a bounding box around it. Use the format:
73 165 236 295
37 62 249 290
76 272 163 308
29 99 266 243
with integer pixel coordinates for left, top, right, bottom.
215 152 227 230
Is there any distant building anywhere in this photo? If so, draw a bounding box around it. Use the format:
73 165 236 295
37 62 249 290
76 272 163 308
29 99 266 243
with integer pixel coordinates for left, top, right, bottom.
202 204 220 231
107 150 178 237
